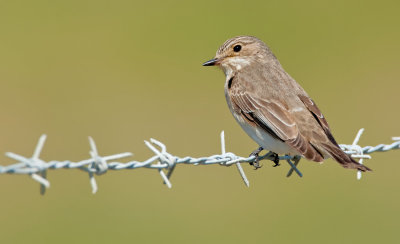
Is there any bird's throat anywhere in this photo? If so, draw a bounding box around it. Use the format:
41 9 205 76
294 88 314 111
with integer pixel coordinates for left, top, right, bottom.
221 57 251 77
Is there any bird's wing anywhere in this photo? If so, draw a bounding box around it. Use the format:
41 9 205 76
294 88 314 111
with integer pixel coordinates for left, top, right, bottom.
227 66 370 170
297 94 371 171
229 81 324 161
230 85 296 140
297 95 339 144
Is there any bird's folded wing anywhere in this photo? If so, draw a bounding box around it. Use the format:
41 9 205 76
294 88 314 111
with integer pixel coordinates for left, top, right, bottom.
230 87 298 141
230 87 324 161
298 94 338 146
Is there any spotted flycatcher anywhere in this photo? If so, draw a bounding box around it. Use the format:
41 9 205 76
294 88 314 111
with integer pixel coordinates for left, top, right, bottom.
203 35 370 171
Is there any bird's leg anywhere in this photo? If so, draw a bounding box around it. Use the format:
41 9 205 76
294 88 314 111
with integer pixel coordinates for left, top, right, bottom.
263 151 280 167
249 146 264 170
271 152 280 167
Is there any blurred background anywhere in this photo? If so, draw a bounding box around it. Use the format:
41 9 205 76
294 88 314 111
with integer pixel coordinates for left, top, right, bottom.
0 0 399 243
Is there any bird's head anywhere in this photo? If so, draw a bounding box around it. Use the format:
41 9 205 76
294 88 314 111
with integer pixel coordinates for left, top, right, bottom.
203 35 275 76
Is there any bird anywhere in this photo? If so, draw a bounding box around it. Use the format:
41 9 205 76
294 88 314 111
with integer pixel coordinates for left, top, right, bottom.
202 35 371 172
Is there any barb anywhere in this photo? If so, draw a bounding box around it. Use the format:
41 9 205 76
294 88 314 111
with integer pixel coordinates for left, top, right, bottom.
0 128 398 194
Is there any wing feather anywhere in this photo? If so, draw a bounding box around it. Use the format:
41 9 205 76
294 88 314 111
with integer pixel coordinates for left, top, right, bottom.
229 82 324 162
230 86 297 140
298 95 338 145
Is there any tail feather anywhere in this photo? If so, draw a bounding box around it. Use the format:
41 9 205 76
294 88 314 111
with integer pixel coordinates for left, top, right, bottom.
321 143 372 172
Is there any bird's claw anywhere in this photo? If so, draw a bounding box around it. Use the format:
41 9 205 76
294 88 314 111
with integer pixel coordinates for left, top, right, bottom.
271 152 280 167
249 148 281 169
249 147 264 170
252 161 263 169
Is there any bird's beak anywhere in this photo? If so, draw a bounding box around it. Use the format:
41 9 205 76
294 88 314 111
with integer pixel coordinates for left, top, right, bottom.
202 58 219 66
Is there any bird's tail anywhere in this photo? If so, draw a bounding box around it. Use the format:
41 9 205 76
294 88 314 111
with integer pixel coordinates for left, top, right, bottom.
321 143 372 172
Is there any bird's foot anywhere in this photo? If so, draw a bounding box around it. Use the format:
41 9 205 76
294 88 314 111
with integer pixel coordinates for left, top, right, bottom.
249 147 264 170
271 152 280 167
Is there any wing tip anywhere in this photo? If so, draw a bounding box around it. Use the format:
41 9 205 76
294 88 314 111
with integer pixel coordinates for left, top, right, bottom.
322 142 373 171
348 157 372 172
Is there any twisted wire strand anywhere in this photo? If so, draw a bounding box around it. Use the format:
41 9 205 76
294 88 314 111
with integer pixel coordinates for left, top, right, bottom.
0 128 398 194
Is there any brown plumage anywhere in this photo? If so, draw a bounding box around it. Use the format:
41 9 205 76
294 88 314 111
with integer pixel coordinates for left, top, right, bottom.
203 35 371 172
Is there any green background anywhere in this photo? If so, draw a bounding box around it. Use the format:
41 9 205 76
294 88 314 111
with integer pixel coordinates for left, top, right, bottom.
0 0 399 243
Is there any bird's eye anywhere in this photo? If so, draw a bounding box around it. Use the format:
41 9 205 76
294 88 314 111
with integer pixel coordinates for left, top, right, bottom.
233 45 242 52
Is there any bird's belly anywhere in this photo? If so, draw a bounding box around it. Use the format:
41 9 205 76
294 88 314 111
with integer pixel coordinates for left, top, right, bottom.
233 114 298 155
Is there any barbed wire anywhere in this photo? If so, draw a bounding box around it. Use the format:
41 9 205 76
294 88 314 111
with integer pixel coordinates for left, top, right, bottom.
0 128 399 194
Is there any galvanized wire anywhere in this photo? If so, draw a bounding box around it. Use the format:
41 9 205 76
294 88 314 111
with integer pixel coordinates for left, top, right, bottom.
0 128 399 194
